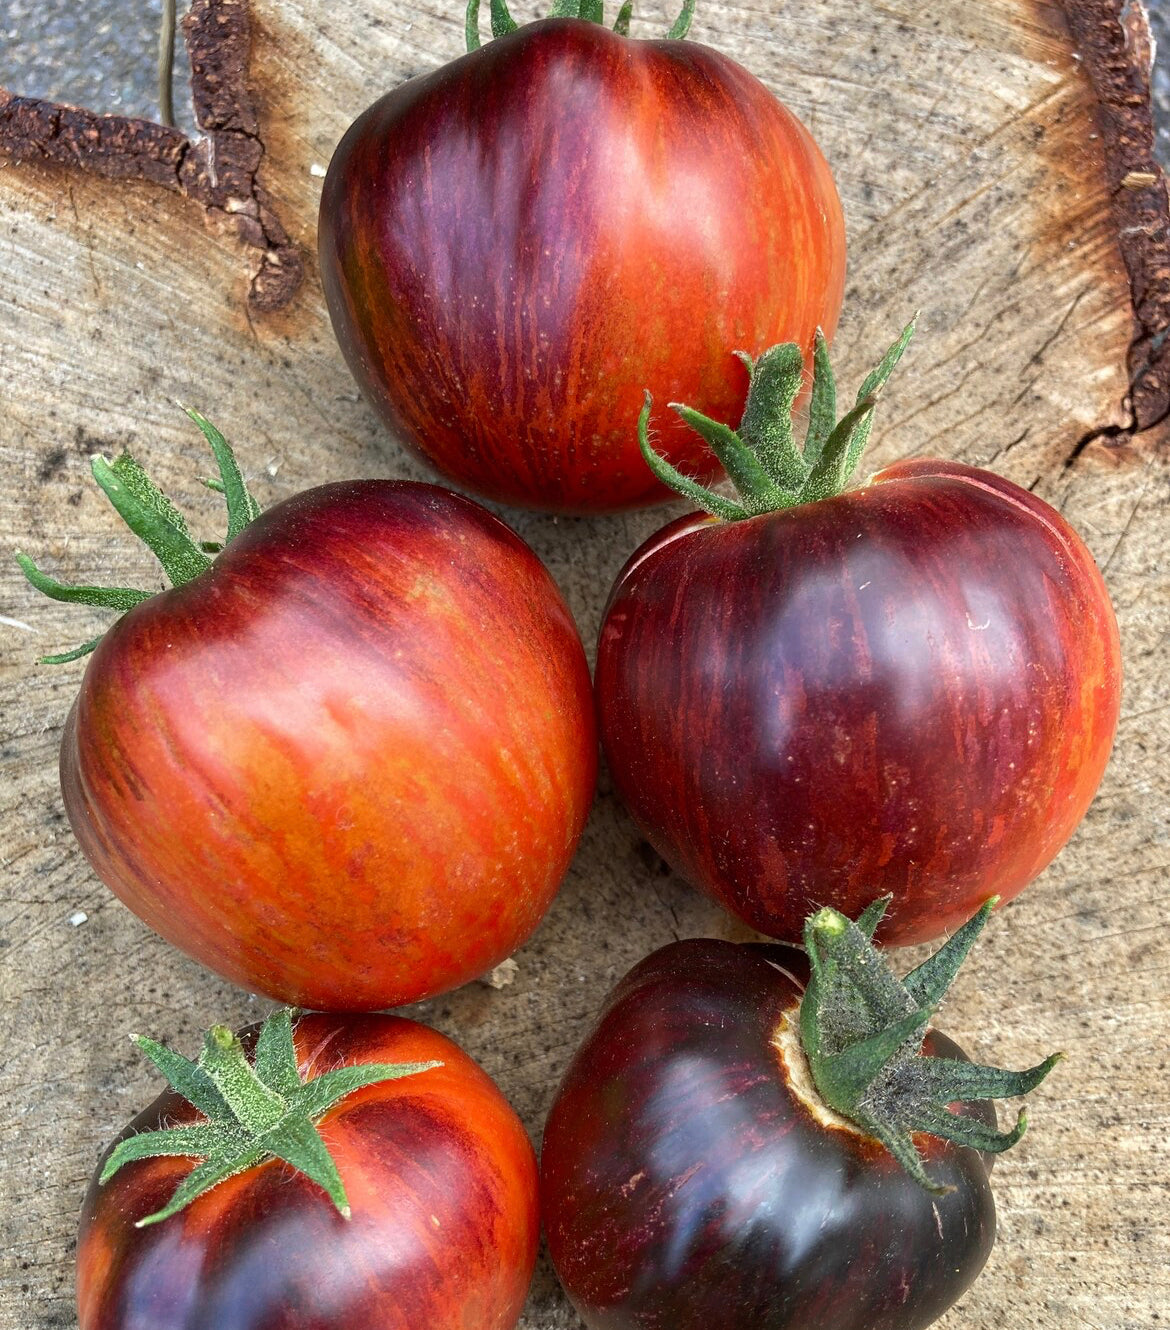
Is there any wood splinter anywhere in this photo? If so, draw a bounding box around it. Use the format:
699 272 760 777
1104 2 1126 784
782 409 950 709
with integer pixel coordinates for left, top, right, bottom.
0 0 304 313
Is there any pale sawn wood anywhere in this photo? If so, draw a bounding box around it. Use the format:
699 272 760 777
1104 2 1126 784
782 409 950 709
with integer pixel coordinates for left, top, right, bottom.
0 2 1166 1326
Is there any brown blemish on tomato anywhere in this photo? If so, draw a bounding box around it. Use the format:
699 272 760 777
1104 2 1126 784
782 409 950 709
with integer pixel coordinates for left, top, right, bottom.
772 1007 867 1138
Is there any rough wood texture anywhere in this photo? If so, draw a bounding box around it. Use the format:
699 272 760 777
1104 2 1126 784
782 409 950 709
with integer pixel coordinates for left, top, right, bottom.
1 2 1166 1327
0 0 304 311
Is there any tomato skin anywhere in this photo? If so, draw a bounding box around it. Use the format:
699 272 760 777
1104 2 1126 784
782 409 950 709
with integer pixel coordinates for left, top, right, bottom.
596 458 1122 945
77 1014 539 1330
62 480 597 1009
318 19 845 513
541 939 996 1330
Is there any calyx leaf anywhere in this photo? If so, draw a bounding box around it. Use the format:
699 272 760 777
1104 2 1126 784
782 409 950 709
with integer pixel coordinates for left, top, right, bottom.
639 317 916 520
464 0 692 50
101 1009 441 1227
798 898 1061 1193
16 408 260 663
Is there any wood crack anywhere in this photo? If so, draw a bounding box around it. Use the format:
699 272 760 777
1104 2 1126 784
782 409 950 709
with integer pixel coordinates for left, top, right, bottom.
0 0 303 312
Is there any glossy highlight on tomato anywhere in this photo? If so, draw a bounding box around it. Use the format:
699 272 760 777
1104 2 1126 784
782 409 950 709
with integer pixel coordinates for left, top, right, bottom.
78 1013 540 1330
318 15 845 512
541 937 1003 1330
58 478 597 1009
597 457 1122 945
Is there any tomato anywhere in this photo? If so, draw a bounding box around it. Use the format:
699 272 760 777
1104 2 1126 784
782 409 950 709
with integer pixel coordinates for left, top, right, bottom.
595 326 1121 946
78 1009 539 1330
541 900 1059 1330
317 4 845 513
20 417 596 1009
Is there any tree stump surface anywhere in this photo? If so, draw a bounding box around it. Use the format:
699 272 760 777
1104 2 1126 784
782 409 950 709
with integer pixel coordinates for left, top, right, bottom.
1 2 1167 1327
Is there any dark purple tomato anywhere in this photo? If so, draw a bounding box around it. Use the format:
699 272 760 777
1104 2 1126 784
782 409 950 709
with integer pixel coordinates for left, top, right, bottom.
318 16 845 512
77 1013 539 1330
541 939 999 1330
595 457 1122 946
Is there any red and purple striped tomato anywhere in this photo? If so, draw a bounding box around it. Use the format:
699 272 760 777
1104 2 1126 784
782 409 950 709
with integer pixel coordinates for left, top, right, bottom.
78 1013 540 1330
596 458 1122 945
318 17 845 513
62 480 597 1009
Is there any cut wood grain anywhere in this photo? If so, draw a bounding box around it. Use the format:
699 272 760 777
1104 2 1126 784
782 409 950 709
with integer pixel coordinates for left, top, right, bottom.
1 3 1167 1328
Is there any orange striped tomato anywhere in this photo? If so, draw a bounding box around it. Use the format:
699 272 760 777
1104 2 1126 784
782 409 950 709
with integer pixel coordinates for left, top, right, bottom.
58 479 596 1009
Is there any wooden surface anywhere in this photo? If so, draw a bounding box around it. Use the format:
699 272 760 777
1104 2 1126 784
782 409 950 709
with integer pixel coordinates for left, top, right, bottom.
1 2 1167 1327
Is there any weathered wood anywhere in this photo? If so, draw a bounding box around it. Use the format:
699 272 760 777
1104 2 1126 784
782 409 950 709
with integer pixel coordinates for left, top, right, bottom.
1 2 1167 1327
0 0 304 312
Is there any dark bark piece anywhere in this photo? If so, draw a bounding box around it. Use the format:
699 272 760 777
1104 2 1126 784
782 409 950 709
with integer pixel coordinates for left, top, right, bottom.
1064 0 1170 445
184 0 260 134
0 94 189 186
0 0 302 312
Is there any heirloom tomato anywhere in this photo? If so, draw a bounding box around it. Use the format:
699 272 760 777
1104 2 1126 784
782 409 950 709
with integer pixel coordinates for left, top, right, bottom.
542 899 1059 1330
78 1009 539 1330
19 414 596 1010
596 323 1122 945
318 0 845 512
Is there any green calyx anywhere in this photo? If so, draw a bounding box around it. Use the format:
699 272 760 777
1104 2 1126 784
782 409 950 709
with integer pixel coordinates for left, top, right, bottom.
100 1008 442 1227
465 0 693 50
640 318 916 522
16 409 260 663
797 898 1062 1194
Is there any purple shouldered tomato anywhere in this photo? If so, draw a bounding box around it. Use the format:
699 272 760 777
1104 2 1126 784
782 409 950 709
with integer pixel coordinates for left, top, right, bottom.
541 898 1060 1330
596 322 1121 945
318 0 846 512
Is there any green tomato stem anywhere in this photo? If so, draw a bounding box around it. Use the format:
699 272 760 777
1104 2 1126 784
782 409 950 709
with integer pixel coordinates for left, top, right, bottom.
101 1009 442 1227
16 409 262 661
464 0 695 51
667 0 695 39
797 899 1062 1194
642 317 917 521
